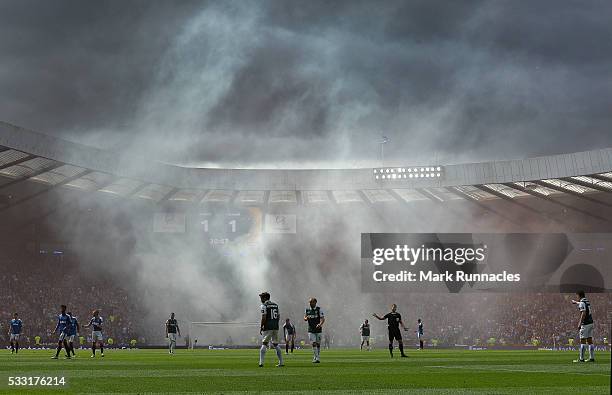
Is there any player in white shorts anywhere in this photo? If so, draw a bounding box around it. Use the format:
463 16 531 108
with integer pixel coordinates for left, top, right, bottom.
359 319 371 351
165 313 180 354
84 310 104 357
258 292 283 367
304 297 325 363
571 291 595 363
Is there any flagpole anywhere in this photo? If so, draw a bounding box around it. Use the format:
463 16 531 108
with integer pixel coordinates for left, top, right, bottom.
379 135 388 166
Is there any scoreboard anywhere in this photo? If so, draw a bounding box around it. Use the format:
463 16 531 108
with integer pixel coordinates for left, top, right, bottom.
198 206 262 245
152 206 263 246
153 206 296 245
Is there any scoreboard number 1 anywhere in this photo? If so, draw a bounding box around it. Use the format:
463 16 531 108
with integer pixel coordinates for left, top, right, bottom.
200 219 236 233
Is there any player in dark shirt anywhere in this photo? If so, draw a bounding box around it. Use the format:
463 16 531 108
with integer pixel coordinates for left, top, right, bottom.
283 318 296 354
52 304 71 359
416 318 424 350
165 313 180 355
83 310 105 357
66 312 80 357
259 291 283 367
571 290 595 362
359 319 371 351
373 304 408 358
304 297 325 363
9 313 23 354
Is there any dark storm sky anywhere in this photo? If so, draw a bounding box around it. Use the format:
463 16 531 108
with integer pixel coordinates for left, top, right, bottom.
1 0 611 167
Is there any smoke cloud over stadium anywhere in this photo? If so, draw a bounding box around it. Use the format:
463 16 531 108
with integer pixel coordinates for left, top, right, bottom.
1 0 611 346
1 0 612 167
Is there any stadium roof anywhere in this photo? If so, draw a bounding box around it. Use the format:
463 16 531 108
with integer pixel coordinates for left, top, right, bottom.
1 121 612 224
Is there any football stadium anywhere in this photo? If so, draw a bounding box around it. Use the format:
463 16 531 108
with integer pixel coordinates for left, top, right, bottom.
1 1 611 394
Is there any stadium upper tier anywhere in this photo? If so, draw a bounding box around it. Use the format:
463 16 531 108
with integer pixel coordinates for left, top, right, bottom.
1 120 612 206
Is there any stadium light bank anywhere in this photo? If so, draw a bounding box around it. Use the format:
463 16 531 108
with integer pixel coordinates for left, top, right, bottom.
373 166 444 181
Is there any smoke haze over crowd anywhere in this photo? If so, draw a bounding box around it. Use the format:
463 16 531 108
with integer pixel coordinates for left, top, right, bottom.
1 1 611 345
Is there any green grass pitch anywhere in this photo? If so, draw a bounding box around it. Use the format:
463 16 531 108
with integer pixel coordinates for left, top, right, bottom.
0 348 610 394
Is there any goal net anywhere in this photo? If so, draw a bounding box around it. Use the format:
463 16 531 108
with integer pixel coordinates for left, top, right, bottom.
189 322 261 349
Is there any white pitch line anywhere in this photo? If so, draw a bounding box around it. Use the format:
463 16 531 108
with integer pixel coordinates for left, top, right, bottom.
429 365 609 376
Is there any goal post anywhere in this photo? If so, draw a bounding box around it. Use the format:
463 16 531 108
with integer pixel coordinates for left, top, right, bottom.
189 322 261 349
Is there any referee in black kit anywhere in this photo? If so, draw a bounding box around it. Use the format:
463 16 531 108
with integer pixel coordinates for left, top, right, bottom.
373 304 408 358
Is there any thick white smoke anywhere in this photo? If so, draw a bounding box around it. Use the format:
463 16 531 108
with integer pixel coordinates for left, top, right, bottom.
23 1 611 345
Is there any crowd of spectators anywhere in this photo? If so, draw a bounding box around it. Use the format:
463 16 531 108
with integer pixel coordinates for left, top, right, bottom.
0 252 143 348
331 293 611 347
2 251 610 348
